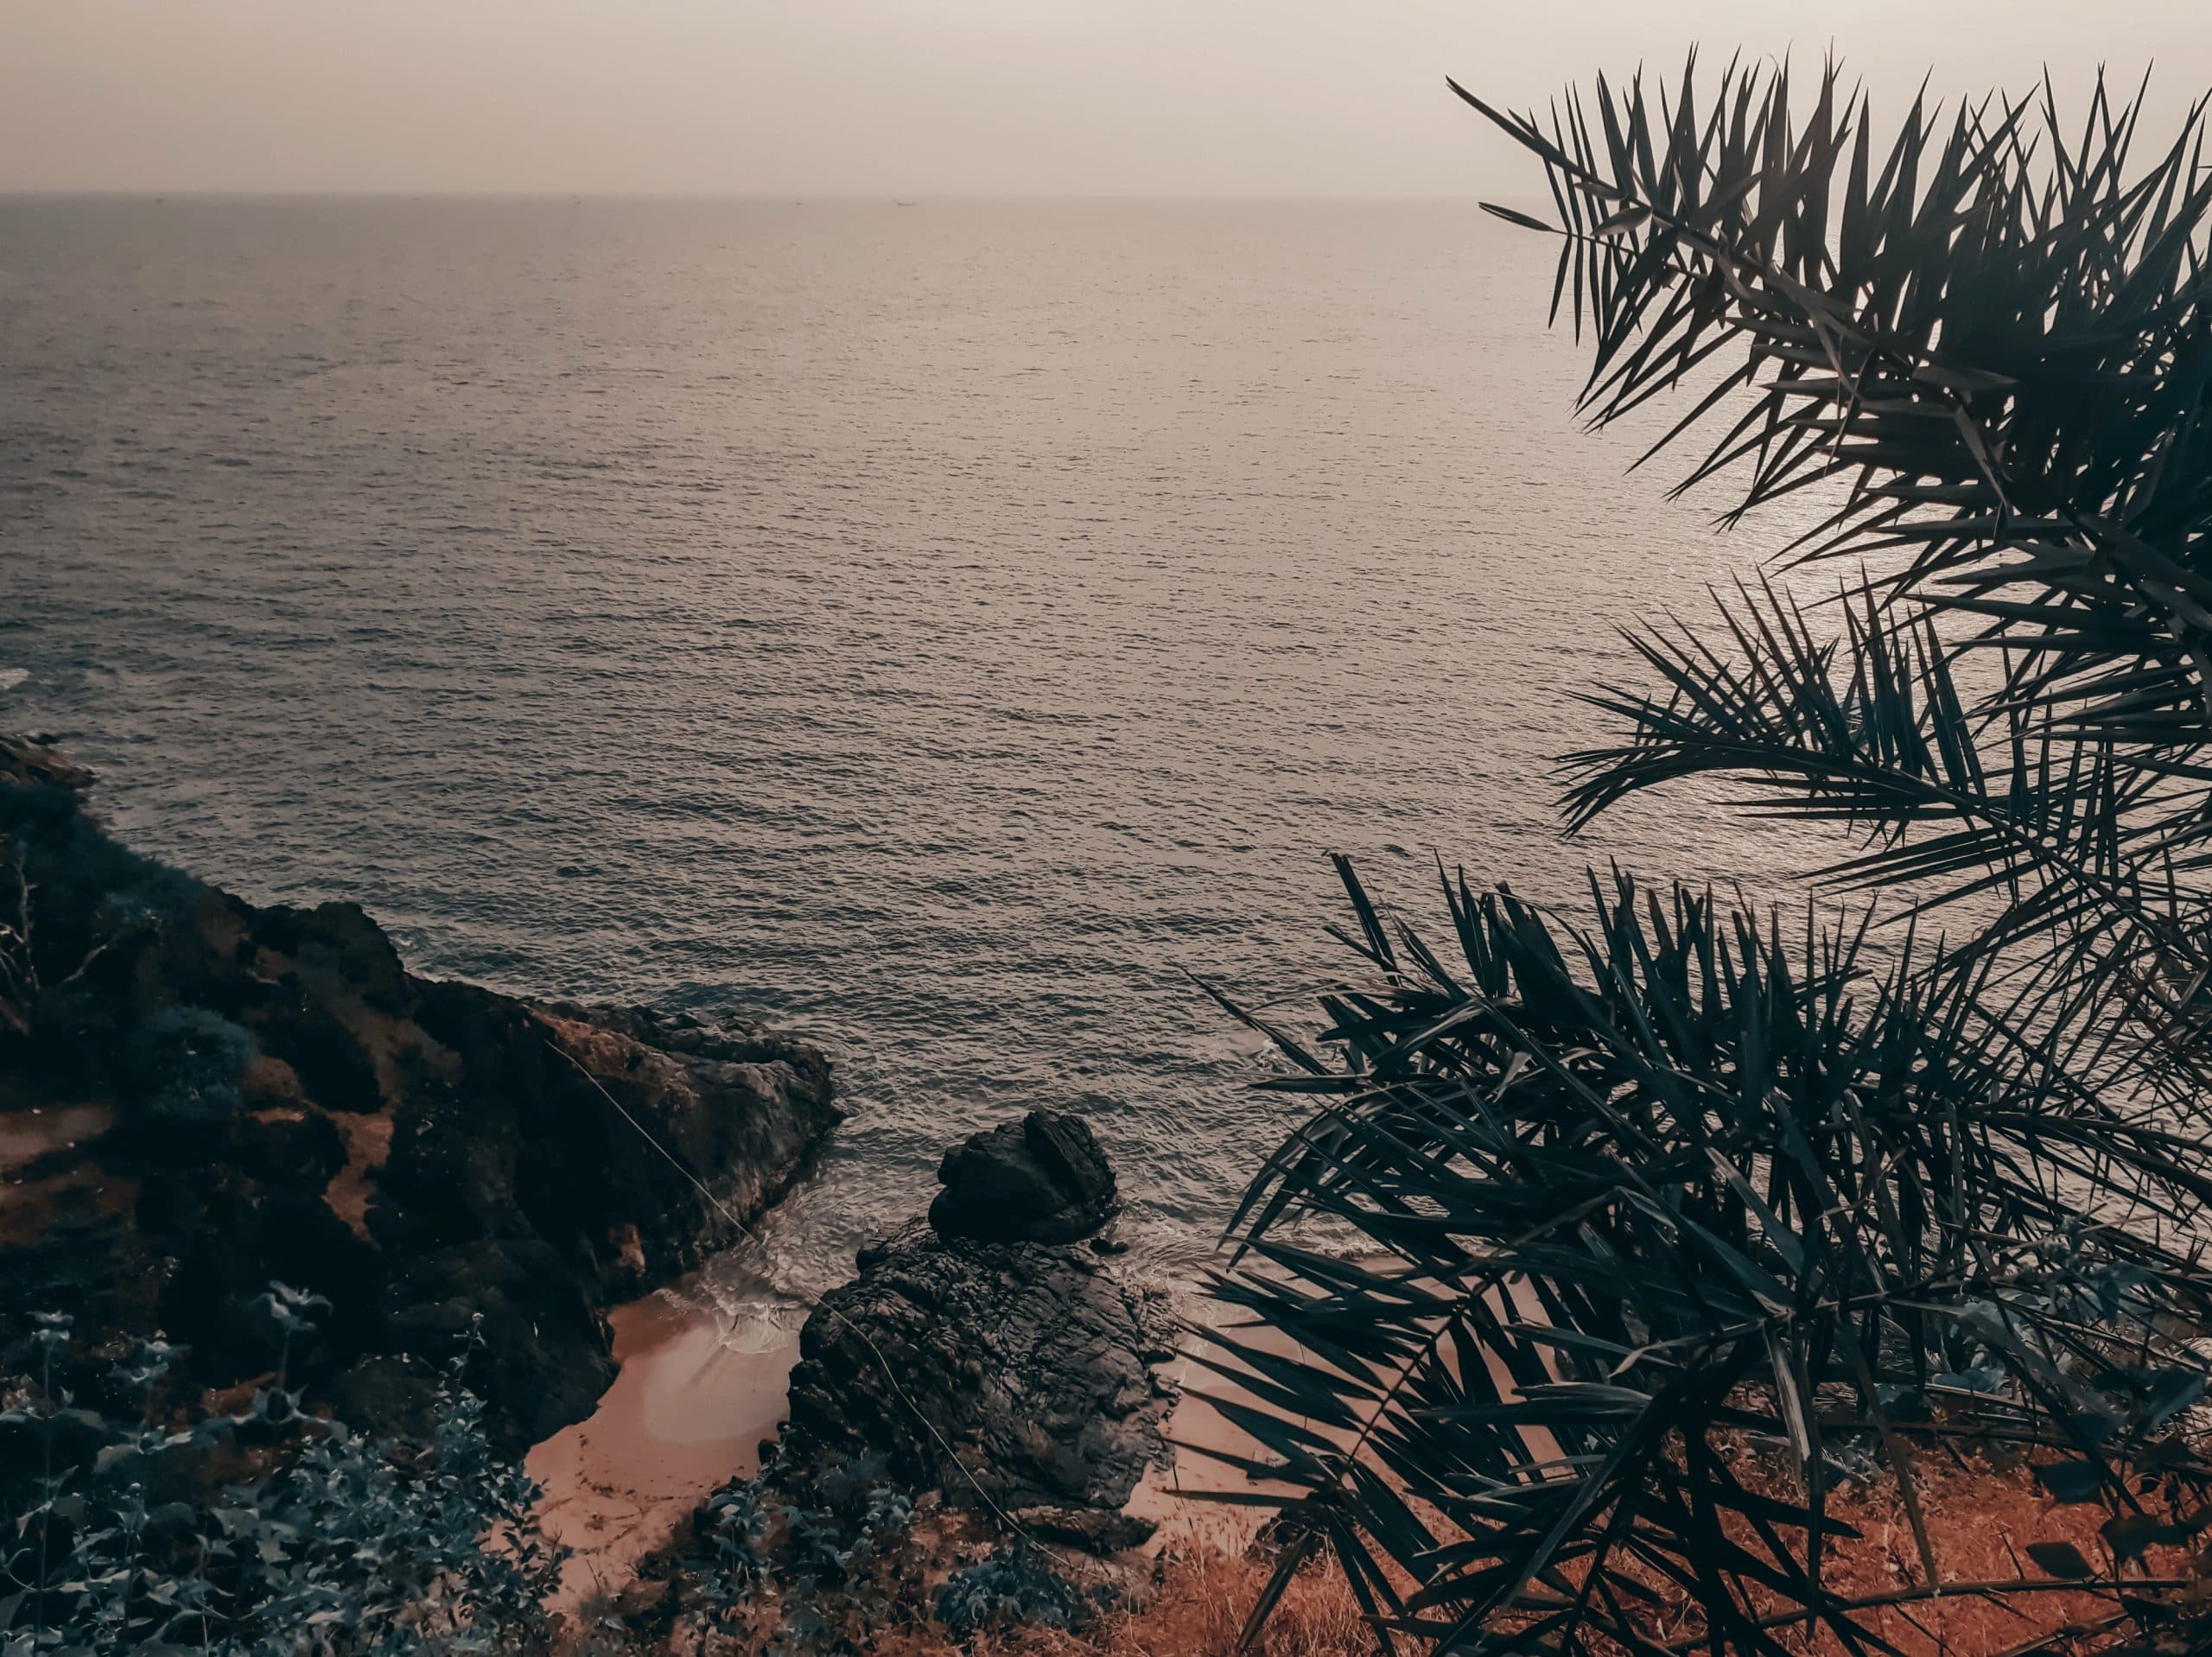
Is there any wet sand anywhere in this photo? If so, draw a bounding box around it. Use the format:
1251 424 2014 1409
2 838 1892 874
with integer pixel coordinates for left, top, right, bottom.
527 1293 800 1606
1126 1317 1306 1555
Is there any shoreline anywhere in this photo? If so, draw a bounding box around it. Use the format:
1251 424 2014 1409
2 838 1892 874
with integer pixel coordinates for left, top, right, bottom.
528 1276 1284 1601
527 1292 802 1606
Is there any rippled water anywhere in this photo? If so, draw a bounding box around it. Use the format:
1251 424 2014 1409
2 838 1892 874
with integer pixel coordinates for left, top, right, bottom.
1 197 1831 1313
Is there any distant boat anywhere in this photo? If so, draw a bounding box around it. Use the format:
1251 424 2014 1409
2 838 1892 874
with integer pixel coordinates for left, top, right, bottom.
895 200 918 207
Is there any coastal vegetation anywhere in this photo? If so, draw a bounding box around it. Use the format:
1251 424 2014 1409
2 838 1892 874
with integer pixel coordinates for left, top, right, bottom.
0 740 841 1652
4 1295 564 1655
1208 54 2212 1657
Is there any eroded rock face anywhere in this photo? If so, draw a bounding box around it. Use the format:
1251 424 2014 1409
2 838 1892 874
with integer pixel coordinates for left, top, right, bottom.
0 738 841 1454
787 1117 1171 1552
928 1108 1119 1245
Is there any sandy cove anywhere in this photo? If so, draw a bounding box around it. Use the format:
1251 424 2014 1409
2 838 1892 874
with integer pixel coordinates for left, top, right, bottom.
527 1285 1281 1604
529 1293 804 1604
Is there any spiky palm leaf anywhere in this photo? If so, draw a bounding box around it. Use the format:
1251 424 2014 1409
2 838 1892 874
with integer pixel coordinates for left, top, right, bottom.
1211 56 2212 1657
1205 864 2212 1656
1457 58 2212 729
1563 579 2212 1098
1465 58 2212 1044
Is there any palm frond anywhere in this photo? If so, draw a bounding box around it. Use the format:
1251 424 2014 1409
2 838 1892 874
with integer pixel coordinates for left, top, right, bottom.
1208 863 2212 1657
1562 579 2212 1084
1213 58 2212 1657
1462 59 2212 749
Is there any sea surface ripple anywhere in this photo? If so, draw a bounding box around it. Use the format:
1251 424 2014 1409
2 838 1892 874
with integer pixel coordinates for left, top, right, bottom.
1 198 1833 1318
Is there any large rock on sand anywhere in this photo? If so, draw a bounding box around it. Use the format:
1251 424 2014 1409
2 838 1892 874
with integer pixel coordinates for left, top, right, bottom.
786 1115 1172 1551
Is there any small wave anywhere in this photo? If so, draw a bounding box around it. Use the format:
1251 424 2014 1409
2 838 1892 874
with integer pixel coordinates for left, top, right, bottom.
718 1299 811 1353
687 1270 814 1352
0 668 29 693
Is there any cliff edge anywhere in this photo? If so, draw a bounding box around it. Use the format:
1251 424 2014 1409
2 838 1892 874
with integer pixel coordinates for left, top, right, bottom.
0 734 842 1453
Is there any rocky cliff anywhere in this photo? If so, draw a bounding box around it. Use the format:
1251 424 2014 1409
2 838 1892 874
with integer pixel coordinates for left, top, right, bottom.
0 735 842 1453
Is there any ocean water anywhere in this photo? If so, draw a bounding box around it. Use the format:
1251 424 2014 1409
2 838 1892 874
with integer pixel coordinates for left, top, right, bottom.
0 197 1831 1320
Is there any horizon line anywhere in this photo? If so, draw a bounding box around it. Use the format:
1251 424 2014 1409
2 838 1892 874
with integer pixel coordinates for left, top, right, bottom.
0 187 1514 205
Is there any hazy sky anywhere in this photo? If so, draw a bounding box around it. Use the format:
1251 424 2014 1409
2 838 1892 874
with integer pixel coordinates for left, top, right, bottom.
9 1 2212 196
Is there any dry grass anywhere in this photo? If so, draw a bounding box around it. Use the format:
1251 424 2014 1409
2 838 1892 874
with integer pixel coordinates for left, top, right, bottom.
1090 1533 1370 1657
953 1457 2170 1657
585 1456 2190 1657
1748 1456 2138 1657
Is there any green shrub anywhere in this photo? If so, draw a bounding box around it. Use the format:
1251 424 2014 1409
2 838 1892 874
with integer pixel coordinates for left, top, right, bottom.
124 1006 256 1127
934 1542 1089 1638
676 1448 933 1654
1 1292 567 1656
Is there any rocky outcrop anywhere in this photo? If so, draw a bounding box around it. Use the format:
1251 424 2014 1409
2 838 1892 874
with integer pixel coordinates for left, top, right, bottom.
786 1112 1173 1551
928 1108 1119 1244
0 736 841 1454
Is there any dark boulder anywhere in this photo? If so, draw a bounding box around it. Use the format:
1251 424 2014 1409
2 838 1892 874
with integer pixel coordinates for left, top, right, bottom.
233 1108 348 1190
928 1108 1118 1244
789 1119 1171 1552
1 733 95 793
374 1235 608 1443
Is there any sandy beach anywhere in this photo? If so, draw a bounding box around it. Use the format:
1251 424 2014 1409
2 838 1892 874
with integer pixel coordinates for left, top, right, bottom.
525 1278 1290 1600
528 1293 801 1605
